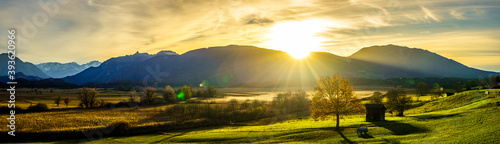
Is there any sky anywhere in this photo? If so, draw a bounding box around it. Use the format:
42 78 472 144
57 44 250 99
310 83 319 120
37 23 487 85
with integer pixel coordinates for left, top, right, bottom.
0 0 499 72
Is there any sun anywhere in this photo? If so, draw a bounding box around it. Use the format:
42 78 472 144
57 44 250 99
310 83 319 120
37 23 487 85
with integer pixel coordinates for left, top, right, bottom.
263 19 331 59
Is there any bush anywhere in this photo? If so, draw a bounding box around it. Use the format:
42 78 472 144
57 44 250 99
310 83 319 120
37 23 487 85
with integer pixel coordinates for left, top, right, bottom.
28 103 49 112
141 87 157 104
164 102 269 124
191 86 220 98
78 88 100 108
273 90 310 112
128 91 139 102
114 101 139 108
54 96 61 107
206 86 218 98
107 119 132 131
417 82 430 96
63 98 71 107
370 91 383 104
192 89 205 98
162 85 177 103
177 85 192 101
386 88 412 116
97 99 110 107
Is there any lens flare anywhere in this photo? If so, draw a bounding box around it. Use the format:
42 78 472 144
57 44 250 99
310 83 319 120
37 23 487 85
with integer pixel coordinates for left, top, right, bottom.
177 92 185 100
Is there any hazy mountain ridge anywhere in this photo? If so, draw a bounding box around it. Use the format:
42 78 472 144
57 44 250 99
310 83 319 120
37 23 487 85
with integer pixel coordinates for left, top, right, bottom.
0 53 50 78
36 61 101 78
349 45 496 78
62 45 500 86
63 51 180 84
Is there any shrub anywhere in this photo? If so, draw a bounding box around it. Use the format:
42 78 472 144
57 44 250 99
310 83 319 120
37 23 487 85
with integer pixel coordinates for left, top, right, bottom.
206 86 218 98
417 82 430 96
115 101 139 108
192 89 205 98
240 100 250 110
54 96 61 107
28 103 49 112
386 88 412 116
370 91 383 104
78 87 100 108
163 85 177 103
164 102 270 124
141 87 157 103
63 98 71 107
128 91 139 102
454 82 463 93
97 99 110 107
228 99 238 110
107 119 132 131
177 85 192 101
273 90 310 112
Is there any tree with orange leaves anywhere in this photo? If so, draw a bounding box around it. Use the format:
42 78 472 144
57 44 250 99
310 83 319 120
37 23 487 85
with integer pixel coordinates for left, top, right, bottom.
310 73 364 130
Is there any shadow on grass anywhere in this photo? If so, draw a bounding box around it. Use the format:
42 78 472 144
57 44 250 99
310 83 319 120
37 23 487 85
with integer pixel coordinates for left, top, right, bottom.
410 113 462 121
371 120 428 135
382 138 401 144
171 128 320 143
358 133 374 139
151 131 190 143
337 130 354 144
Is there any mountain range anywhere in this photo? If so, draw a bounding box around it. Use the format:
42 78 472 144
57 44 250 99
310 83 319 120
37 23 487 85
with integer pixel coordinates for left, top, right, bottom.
36 61 101 78
0 53 50 79
61 45 500 86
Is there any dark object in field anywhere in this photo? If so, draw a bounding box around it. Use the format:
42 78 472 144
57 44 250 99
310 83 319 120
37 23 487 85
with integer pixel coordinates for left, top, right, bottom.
365 104 386 122
114 101 139 108
446 92 455 96
357 127 368 135
27 103 49 112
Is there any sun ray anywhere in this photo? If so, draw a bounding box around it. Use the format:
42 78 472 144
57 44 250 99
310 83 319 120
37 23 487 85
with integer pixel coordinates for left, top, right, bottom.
262 19 332 59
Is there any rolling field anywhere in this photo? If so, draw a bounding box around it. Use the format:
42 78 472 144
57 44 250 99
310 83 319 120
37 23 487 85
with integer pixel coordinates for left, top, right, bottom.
72 90 500 143
2 87 499 143
70 89 500 143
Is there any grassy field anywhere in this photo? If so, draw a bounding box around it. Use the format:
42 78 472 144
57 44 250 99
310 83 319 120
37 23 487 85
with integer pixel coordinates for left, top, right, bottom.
2 88 499 143
0 86 389 109
68 89 499 143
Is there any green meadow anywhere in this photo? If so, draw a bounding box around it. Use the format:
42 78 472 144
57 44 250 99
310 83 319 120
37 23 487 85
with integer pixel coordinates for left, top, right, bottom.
45 89 500 144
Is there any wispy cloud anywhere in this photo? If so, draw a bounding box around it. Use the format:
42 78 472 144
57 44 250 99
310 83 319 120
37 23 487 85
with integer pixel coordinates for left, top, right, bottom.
421 6 441 22
450 9 466 19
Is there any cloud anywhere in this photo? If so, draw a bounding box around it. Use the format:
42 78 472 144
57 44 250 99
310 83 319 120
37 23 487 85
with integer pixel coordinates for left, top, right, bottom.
0 0 499 71
450 9 466 19
421 6 441 22
420 31 430 34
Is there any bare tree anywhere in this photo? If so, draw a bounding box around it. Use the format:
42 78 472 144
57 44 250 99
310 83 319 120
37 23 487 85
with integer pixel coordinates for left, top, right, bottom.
78 88 100 108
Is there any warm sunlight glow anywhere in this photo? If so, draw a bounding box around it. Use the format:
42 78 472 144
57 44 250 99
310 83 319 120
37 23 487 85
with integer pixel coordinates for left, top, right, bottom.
264 19 331 59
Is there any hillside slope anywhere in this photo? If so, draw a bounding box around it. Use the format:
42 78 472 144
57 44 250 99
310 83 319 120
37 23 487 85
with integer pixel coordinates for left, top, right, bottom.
63 89 500 143
63 45 500 85
63 52 155 84
0 53 50 78
349 45 498 78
